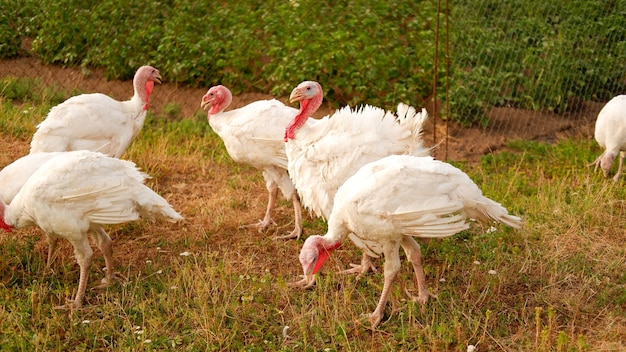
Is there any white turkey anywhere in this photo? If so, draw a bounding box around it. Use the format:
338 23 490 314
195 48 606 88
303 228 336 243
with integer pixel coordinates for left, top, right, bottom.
201 85 304 239
291 155 522 327
589 95 626 181
0 150 184 309
0 152 65 205
285 80 430 275
1 152 79 267
0 152 91 267
30 65 162 158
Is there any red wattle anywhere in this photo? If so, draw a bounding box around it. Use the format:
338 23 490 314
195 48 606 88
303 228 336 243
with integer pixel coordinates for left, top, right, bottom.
145 81 154 97
312 241 342 274
312 251 328 274
284 124 294 142
0 220 13 232
143 81 155 110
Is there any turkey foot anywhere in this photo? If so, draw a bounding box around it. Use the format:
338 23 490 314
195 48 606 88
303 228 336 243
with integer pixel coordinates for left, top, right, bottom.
242 218 276 233
273 224 303 240
339 253 378 278
405 288 437 305
53 299 82 311
363 312 385 329
288 274 316 289
93 271 127 290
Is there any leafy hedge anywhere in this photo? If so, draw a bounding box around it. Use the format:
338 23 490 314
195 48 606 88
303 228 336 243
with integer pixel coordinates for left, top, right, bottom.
450 0 626 124
2 0 626 125
21 0 437 110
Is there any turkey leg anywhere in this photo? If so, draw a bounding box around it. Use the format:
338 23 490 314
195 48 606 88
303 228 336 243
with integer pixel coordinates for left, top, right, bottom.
401 236 436 304
274 193 303 240
244 182 278 231
92 227 126 289
367 244 401 328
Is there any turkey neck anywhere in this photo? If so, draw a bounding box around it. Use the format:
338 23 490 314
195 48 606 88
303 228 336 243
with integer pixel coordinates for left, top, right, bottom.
211 90 233 116
309 234 343 274
286 93 323 140
134 75 154 111
0 200 13 232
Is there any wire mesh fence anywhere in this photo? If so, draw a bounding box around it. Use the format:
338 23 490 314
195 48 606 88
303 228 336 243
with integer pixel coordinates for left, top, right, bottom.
1 1 625 160
430 0 625 158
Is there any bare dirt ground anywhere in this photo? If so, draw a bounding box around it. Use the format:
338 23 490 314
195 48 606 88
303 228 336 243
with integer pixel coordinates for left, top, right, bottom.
1 57 603 163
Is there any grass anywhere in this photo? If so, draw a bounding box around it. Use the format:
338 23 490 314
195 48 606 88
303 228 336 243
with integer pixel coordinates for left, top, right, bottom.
0 80 625 350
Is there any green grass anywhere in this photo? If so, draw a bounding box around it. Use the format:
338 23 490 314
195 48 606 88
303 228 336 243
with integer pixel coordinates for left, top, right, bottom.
1 85 625 350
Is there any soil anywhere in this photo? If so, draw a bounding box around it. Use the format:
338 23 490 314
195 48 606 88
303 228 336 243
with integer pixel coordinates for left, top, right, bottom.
1 57 603 163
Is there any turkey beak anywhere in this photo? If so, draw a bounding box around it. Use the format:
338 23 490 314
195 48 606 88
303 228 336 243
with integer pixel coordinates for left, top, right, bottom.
154 73 163 84
287 273 316 289
289 88 304 103
302 273 316 288
200 97 212 112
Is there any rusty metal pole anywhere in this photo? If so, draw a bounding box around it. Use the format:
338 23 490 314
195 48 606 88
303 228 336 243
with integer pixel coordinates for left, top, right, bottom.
432 0 440 152
444 0 450 160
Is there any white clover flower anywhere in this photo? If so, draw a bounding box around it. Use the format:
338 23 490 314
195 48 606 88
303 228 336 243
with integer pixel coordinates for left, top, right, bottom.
467 345 476 352
486 226 497 234
282 326 290 339
488 269 497 275
179 251 191 257
473 260 481 265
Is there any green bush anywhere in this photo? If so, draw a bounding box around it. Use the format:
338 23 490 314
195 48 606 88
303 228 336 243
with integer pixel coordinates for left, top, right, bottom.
450 0 626 123
27 0 437 108
0 0 40 59
4 0 626 125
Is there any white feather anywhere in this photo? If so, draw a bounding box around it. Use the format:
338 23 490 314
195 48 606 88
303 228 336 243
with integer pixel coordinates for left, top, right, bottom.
208 98 297 198
5 150 183 231
591 95 626 180
296 155 522 327
287 102 430 219
29 66 161 158
0 152 65 204
328 155 522 253
202 85 305 238
0 150 182 309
